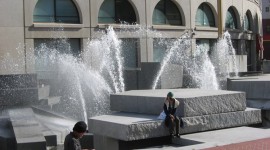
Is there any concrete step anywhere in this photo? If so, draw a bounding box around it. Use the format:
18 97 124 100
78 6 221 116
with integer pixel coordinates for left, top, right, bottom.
8 108 46 150
0 117 16 150
89 108 261 141
111 89 246 117
39 123 57 146
228 74 270 100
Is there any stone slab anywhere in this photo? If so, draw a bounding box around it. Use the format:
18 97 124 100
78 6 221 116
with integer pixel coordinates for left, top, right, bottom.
89 108 261 141
0 117 16 150
110 89 246 117
138 63 183 89
39 123 57 146
227 74 270 100
8 108 46 150
38 85 50 100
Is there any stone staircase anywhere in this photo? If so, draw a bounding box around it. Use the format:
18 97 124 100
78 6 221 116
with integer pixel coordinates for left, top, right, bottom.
89 89 262 150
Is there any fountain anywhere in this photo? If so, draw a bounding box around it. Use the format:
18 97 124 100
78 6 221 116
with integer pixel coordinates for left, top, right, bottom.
32 26 242 123
34 26 127 123
0 26 250 150
152 30 239 90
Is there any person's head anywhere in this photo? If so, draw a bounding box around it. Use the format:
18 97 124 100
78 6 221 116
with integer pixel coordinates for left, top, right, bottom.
167 92 175 102
73 121 87 138
167 92 174 99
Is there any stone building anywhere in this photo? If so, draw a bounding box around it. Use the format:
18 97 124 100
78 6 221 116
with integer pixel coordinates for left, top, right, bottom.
0 0 263 106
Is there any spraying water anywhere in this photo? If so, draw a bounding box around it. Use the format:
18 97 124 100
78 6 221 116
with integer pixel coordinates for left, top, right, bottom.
34 27 126 121
85 26 125 93
6 25 240 122
152 33 191 89
152 31 239 90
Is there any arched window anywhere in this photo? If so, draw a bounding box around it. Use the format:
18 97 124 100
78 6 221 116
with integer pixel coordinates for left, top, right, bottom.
225 7 237 29
33 0 80 23
244 11 252 31
195 3 215 27
152 0 182 25
98 0 136 24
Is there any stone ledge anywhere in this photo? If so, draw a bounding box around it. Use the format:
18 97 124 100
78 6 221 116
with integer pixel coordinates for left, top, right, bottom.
8 108 46 150
111 89 246 117
89 108 261 141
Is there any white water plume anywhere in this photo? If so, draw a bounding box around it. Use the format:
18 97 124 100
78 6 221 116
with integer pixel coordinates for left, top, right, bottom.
84 26 125 93
152 33 192 89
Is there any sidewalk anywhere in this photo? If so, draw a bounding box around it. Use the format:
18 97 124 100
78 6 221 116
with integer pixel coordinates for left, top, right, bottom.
141 126 270 150
204 137 270 150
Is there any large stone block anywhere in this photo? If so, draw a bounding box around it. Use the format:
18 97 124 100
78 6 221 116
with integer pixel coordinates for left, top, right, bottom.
228 75 270 100
89 108 261 141
138 63 183 89
8 108 46 150
0 74 38 108
0 117 16 150
0 74 37 89
110 89 246 117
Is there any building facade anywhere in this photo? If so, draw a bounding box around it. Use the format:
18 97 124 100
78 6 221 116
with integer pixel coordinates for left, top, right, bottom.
0 0 263 103
0 0 263 74
262 0 270 59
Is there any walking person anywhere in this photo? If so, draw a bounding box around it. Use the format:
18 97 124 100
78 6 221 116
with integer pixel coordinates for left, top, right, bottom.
164 92 180 138
64 121 87 150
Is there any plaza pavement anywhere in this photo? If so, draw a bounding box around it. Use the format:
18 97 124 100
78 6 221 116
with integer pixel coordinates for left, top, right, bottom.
139 126 270 150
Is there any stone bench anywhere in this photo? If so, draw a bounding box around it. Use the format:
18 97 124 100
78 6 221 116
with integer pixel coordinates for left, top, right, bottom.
89 108 261 142
228 75 270 100
111 89 246 117
8 108 47 150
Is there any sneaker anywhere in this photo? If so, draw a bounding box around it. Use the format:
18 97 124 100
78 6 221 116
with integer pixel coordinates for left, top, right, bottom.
175 133 180 138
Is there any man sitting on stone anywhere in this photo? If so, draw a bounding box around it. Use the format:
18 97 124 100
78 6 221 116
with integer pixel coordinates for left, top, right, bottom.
64 121 87 150
164 92 180 138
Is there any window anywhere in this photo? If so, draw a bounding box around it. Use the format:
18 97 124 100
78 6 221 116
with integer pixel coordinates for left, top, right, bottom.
153 38 176 62
196 39 216 55
33 0 80 23
246 40 252 71
225 7 237 29
120 39 138 68
98 0 136 24
266 7 269 12
244 12 251 31
152 0 182 25
267 26 270 33
34 38 81 79
195 3 215 27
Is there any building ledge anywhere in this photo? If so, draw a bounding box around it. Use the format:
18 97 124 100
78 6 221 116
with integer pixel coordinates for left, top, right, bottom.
195 26 218 31
152 25 186 30
33 23 83 28
97 24 139 29
226 28 242 33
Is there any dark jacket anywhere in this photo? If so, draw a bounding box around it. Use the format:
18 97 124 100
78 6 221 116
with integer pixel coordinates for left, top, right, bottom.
64 132 81 150
163 98 180 116
163 98 180 127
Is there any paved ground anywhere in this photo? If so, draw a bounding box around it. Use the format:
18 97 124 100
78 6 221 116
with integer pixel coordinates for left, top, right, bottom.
140 126 270 150
204 137 270 150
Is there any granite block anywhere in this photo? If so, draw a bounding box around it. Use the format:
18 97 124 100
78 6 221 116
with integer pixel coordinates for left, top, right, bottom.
89 108 261 141
110 89 246 117
8 108 46 150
